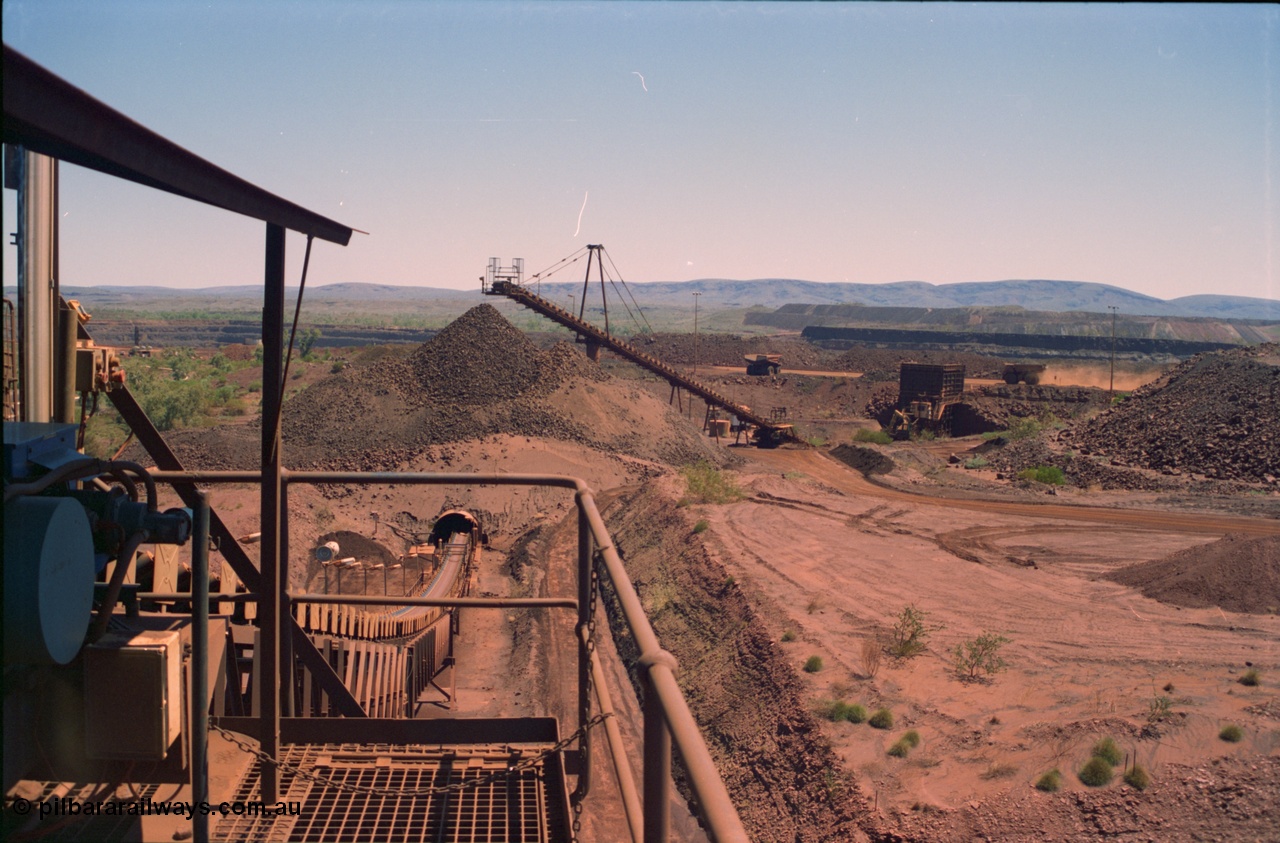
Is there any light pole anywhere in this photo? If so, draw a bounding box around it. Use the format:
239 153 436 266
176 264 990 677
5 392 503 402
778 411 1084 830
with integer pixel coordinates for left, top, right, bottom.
335 557 355 594
1108 305 1118 400
370 563 386 594
692 292 701 378
389 562 403 594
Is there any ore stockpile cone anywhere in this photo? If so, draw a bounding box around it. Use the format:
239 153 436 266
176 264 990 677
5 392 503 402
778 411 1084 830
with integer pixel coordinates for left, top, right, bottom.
282 304 727 470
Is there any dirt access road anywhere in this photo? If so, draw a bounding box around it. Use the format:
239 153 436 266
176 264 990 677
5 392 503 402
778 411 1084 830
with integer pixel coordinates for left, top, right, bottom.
691 445 1279 840
747 448 1280 537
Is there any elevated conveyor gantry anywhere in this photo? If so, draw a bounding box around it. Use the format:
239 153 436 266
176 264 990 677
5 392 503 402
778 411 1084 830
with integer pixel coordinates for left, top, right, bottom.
483 279 797 445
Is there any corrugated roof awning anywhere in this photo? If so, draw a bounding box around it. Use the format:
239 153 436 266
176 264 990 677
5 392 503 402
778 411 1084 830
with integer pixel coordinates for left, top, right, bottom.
2 44 354 246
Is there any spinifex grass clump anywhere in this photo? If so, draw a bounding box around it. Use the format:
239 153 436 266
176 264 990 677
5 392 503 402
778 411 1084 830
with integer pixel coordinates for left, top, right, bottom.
1239 668 1261 687
1219 724 1244 742
868 708 894 730
1123 763 1151 791
887 730 920 758
1092 737 1123 766
1035 769 1063 792
842 703 869 724
1016 465 1066 485
817 700 868 724
1078 756 1113 787
680 461 744 504
803 655 824 673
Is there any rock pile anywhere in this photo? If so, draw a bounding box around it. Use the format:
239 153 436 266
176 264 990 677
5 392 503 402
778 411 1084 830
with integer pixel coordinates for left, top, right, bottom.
1109 534 1280 614
1076 345 1280 484
982 437 1175 492
279 304 724 470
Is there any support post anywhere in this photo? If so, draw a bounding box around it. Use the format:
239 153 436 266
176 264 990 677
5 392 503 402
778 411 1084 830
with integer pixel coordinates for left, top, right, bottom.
643 668 671 843
578 252 592 322
571 501 594 805
55 299 76 423
1108 305 1118 400
594 246 610 338
18 150 57 422
191 490 211 843
259 223 286 803
280 480 294 717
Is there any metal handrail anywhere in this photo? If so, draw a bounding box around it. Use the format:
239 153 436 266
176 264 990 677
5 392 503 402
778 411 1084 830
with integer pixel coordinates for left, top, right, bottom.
151 468 749 843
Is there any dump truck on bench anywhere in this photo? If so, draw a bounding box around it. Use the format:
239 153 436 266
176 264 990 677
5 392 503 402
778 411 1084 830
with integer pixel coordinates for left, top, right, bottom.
1002 363 1046 385
744 353 782 376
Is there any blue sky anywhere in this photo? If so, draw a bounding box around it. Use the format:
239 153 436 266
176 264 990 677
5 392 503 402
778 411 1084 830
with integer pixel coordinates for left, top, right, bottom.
3 1 1277 302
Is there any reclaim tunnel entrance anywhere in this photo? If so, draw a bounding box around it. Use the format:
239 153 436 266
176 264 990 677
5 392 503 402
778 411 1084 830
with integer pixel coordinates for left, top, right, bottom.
429 509 482 546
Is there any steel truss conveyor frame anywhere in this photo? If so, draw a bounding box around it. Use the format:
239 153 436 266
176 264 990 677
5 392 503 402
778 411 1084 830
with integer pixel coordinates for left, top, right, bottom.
484 280 796 444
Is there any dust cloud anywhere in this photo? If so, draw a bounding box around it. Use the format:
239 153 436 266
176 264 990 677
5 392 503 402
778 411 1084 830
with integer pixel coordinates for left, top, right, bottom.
1042 362 1164 391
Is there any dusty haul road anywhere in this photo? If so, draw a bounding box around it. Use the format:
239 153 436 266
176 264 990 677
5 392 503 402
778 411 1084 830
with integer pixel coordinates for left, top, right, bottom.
746 448 1280 537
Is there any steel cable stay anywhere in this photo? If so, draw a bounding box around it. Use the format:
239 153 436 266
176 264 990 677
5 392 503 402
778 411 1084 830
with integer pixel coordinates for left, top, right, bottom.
527 246 591 293
279 234 314 394
601 246 654 336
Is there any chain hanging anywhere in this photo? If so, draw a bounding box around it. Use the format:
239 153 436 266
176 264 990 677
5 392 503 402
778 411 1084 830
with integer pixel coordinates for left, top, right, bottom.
571 548 603 840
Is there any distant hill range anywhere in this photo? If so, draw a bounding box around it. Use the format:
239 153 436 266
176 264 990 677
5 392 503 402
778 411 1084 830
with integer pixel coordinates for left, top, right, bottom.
17 278 1276 352
747 304 1276 346
530 278 1277 322
36 277 1278 322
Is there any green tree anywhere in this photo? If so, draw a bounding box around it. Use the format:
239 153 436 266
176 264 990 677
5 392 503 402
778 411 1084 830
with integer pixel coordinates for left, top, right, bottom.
299 327 322 358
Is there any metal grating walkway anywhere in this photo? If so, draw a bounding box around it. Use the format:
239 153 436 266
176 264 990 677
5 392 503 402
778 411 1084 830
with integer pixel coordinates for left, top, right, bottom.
213 742 569 843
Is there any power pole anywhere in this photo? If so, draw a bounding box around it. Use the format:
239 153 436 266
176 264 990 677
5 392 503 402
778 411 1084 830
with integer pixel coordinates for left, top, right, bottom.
693 292 701 378
1108 305 1118 400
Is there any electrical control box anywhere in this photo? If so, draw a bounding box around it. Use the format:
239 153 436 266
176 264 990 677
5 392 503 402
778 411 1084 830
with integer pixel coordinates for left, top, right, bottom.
84 629 183 760
2 421 81 479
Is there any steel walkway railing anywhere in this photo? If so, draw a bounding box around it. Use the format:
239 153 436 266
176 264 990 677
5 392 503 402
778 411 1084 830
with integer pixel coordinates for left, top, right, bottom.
155 469 750 843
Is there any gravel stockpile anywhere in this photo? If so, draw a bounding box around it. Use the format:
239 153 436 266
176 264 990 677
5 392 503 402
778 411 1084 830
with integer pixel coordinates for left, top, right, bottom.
136 306 731 471
275 304 723 470
1108 534 1280 614
1077 345 1280 484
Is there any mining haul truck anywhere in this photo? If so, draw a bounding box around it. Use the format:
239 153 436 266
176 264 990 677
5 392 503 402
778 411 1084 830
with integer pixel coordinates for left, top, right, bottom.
890 362 966 439
1002 363 1046 385
745 353 782 376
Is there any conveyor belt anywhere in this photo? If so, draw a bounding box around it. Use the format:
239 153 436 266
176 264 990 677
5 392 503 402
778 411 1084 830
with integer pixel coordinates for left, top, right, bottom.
486 280 797 443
